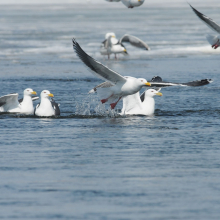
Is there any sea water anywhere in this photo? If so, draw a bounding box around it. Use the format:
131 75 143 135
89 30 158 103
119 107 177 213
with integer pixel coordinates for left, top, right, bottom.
0 3 220 219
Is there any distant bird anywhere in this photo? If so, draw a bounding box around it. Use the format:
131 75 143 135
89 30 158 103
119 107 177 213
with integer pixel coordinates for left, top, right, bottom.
105 0 145 8
120 88 162 116
100 32 150 59
189 4 220 49
72 38 151 109
0 88 38 114
35 90 60 116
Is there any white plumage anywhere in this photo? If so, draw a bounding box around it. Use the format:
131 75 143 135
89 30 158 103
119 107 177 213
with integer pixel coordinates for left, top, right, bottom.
35 90 60 117
120 88 162 116
0 88 37 114
72 38 151 109
100 32 150 59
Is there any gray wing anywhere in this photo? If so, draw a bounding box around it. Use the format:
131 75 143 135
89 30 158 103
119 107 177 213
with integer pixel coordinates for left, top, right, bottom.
72 38 127 84
88 81 114 94
0 93 19 108
51 99 60 116
189 4 220 34
119 34 150 50
149 76 213 87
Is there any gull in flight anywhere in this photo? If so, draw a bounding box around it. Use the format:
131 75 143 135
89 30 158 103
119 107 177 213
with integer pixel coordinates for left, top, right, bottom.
72 38 151 109
189 4 220 49
105 0 145 9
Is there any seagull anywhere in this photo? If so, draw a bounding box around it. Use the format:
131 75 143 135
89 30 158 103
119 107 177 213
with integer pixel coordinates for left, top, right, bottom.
35 90 60 117
105 0 145 8
0 88 38 114
189 4 220 49
120 88 162 116
72 38 151 109
100 32 150 59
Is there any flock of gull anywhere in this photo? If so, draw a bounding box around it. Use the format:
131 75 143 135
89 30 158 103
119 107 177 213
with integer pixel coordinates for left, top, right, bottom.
0 3 218 116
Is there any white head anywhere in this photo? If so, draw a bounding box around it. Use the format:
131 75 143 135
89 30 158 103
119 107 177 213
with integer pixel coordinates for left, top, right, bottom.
145 88 163 97
40 90 54 99
23 88 37 96
137 78 151 87
105 32 116 39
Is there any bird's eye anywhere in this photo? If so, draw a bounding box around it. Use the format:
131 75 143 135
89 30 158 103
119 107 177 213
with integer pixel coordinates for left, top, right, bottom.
27 90 29 91
44 92 46 93
151 91 154 92
141 80 143 82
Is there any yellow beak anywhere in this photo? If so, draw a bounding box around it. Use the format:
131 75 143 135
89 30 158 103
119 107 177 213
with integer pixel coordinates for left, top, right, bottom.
145 82 151 86
124 49 127 52
156 92 163 96
48 93 54 97
31 91 37 95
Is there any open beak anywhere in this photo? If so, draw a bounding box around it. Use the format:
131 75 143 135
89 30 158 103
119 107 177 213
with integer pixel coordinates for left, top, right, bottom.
145 82 151 86
31 91 37 95
48 93 54 97
156 92 163 96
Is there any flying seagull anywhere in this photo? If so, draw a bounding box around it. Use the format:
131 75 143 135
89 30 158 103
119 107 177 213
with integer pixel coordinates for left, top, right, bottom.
72 38 151 109
105 0 145 9
189 4 220 49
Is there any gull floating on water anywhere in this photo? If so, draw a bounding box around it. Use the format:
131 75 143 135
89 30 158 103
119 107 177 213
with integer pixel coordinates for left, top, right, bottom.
105 0 145 8
100 32 150 59
72 38 151 109
0 88 38 114
121 88 162 116
189 4 220 49
35 90 60 116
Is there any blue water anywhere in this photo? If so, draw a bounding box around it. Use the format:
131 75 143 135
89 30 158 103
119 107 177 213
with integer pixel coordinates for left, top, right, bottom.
1 3 220 220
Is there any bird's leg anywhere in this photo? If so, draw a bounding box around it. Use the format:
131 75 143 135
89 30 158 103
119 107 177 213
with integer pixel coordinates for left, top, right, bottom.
101 94 113 104
212 39 219 49
110 97 121 109
108 54 110 59
115 54 117 60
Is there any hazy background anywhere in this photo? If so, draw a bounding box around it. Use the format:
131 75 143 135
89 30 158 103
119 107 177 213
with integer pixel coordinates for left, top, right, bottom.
0 0 219 6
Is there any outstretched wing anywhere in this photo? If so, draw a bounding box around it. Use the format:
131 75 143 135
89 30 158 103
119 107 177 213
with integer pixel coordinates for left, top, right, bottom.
189 4 220 34
72 38 127 84
149 76 212 87
119 34 150 50
0 93 19 111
